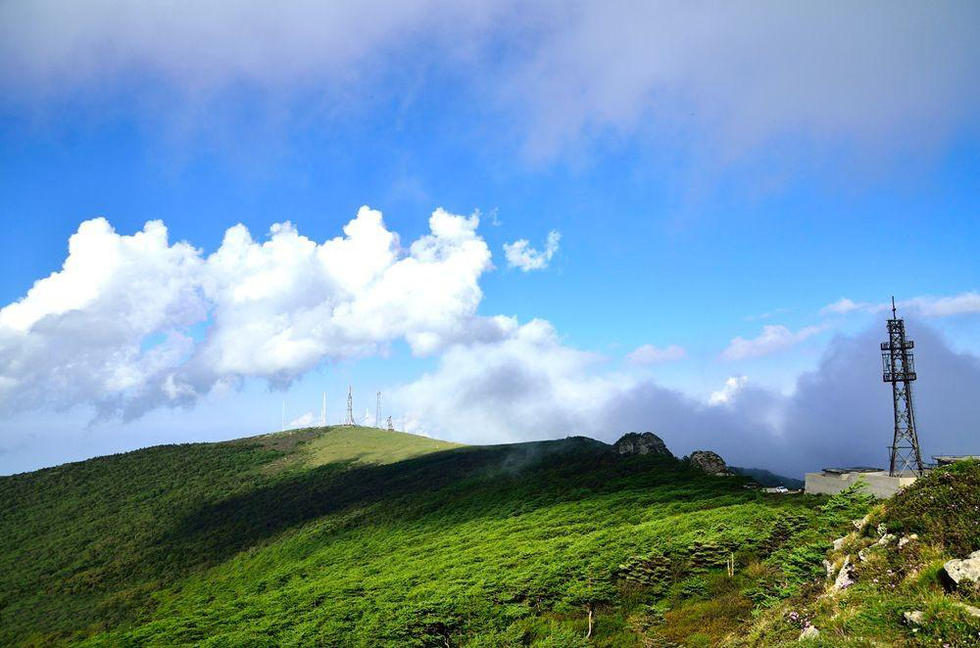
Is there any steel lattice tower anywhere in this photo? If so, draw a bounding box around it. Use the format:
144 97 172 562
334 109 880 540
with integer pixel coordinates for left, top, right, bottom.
880 298 923 476
344 386 356 426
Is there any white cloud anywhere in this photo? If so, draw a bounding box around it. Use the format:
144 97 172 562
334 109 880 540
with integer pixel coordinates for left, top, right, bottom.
392 319 980 477
503 230 560 272
721 324 825 360
0 218 206 415
904 293 980 318
0 206 503 419
9 3 973 161
287 412 315 428
0 1 507 95
388 315 784 459
627 344 686 365
820 292 980 319
820 298 869 316
503 2 980 158
394 318 620 444
708 376 748 405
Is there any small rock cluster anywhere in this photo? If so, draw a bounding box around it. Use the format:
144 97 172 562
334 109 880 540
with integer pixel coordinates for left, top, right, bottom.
809 516 980 640
903 551 980 627
611 434 735 480
801 518 919 638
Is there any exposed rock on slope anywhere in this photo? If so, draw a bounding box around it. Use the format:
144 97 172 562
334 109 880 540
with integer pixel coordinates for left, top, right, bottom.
613 432 673 457
689 450 728 475
943 550 980 591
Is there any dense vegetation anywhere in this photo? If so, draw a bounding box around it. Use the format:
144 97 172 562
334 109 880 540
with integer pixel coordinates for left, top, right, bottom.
732 461 980 647
1 427 976 646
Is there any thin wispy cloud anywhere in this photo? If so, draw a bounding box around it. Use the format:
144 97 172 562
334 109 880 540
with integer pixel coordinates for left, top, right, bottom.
627 344 686 365
820 298 870 316
287 412 316 428
721 324 826 361
503 230 560 272
820 292 980 318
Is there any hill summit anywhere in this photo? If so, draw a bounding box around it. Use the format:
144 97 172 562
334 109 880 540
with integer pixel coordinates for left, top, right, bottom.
612 431 672 457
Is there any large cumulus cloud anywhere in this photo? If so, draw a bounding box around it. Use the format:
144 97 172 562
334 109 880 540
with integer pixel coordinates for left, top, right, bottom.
0 206 504 419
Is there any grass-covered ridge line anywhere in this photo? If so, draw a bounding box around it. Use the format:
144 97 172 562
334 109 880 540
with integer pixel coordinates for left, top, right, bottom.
5 427 974 646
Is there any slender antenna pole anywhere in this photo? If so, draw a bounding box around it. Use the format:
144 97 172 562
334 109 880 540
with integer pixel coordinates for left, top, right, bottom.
376 392 382 428
345 386 355 426
281 400 285 432
321 392 326 427
891 295 896 319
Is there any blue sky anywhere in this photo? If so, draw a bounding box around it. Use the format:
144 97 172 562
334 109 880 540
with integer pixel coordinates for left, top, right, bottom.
1 2 978 475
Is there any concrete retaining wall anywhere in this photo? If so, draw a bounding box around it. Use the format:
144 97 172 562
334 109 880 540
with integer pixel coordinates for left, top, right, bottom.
804 470 917 498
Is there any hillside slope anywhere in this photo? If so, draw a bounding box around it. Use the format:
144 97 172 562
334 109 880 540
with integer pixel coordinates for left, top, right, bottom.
730 460 980 647
2 427 973 647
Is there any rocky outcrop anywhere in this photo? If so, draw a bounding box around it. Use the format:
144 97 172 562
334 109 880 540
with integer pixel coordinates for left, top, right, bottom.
831 555 855 592
613 432 672 457
689 450 727 475
858 532 896 562
942 550 980 590
798 625 820 640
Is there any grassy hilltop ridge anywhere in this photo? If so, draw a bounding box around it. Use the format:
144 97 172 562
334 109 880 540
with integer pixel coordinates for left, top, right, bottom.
1 426 977 646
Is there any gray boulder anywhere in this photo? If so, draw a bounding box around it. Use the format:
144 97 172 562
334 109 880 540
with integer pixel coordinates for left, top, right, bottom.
798 625 820 640
613 432 672 457
942 550 980 589
689 450 728 475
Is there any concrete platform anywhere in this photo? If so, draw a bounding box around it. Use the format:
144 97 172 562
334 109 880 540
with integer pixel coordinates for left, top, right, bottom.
804 468 918 498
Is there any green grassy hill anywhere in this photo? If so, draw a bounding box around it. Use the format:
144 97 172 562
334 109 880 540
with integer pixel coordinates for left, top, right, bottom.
1 427 976 647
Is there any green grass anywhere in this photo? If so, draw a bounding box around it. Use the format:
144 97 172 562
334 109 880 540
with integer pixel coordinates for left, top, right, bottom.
297 425 463 467
730 463 980 648
0 426 914 647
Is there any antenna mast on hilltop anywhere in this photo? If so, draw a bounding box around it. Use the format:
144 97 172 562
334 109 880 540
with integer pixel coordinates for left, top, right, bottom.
344 386 356 426
376 392 382 429
281 400 286 432
881 297 924 476
320 392 327 427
